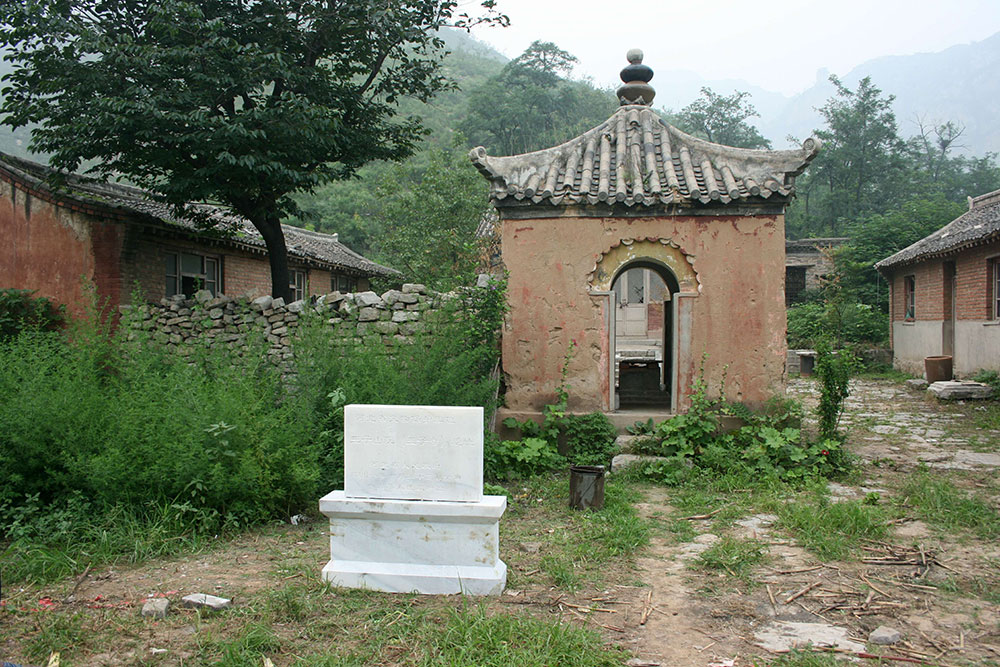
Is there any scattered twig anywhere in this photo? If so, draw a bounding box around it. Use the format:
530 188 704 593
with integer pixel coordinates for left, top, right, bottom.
640 590 653 625
860 574 891 598
680 508 722 521
63 565 92 603
784 581 821 604
766 584 777 613
772 565 822 575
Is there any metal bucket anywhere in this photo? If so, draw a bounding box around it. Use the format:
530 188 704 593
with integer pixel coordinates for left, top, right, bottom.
569 465 606 510
925 355 953 384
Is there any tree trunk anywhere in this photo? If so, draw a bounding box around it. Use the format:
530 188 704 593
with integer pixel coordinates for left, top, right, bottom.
250 212 293 301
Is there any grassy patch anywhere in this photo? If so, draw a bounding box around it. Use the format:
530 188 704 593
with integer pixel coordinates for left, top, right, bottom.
901 469 1000 540
694 536 769 579
754 650 844 666
501 474 650 591
778 496 888 560
973 402 1000 431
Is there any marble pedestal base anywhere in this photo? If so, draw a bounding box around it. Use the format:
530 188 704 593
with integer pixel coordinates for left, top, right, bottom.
319 491 507 596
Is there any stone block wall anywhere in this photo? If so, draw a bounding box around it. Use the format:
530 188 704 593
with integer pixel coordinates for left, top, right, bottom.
121 283 461 361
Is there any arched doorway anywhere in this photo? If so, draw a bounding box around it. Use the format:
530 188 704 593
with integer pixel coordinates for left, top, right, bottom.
611 261 679 410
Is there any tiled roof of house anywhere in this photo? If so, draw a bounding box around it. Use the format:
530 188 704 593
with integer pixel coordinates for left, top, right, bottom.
875 189 1000 271
469 104 820 209
0 152 399 277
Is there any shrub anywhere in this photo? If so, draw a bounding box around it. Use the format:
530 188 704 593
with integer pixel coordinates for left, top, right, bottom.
0 288 66 339
562 412 617 467
484 436 565 481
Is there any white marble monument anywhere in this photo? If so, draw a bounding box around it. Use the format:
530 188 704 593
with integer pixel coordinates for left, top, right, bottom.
319 404 507 595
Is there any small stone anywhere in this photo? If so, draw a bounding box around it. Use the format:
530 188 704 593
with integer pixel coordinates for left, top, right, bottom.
382 289 403 306
194 289 213 304
518 542 543 553
142 598 170 619
869 625 902 645
287 299 305 313
401 283 426 294
271 297 286 309
180 593 231 611
476 273 491 288
150 648 168 655
358 307 379 322
905 378 929 390
208 308 224 320
251 295 272 312
693 533 720 545
325 291 345 304
355 291 382 307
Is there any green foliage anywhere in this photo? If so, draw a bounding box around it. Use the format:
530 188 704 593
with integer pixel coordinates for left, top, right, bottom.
0 0 506 298
971 369 1000 394
632 365 849 482
562 412 618 467
814 342 858 441
0 280 505 583
626 418 656 435
0 288 66 339
371 145 492 289
460 41 617 156
484 436 565 481
675 87 772 149
787 301 888 349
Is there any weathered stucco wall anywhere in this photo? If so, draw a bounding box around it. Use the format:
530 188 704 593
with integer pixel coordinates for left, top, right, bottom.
955 321 1000 374
501 214 787 414
0 179 124 319
891 321 944 375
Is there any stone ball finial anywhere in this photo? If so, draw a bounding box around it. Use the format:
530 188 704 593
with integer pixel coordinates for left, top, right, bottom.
618 49 655 106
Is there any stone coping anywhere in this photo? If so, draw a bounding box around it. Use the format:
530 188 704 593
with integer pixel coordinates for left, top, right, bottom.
319 491 506 521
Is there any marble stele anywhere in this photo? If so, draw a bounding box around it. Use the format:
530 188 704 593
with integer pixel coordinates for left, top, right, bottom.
319 404 507 595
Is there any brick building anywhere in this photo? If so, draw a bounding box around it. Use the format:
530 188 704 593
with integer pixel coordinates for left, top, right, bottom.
784 237 847 304
875 189 1000 376
0 152 397 318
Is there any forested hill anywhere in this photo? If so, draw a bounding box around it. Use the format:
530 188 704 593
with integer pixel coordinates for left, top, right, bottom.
758 31 1000 153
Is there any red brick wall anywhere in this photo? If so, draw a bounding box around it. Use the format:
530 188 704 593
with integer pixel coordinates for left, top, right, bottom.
889 241 1000 324
0 179 125 319
309 269 332 297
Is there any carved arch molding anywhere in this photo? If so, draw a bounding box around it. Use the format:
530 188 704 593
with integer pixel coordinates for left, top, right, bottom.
587 238 700 293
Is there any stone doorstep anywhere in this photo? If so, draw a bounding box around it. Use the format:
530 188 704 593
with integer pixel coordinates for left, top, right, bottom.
321 560 506 596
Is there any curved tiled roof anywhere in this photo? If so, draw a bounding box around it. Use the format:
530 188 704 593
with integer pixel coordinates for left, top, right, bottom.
470 105 819 209
0 152 398 277
875 189 1000 271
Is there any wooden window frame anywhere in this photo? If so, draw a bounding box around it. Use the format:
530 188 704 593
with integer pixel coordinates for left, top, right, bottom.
331 273 357 294
992 259 1000 321
165 250 221 298
903 275 915 321
290 269 306 302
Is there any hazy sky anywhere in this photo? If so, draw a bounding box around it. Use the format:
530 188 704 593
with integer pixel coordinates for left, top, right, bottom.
468 0 1000 96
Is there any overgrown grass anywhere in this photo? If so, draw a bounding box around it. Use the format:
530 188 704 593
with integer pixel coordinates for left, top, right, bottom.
754 651 845 666
778 495 889 560
0 288 503 584
900 468 1000 540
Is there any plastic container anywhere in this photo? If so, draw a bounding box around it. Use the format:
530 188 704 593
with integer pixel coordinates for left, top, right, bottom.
569 465 606 510
925 355 953 384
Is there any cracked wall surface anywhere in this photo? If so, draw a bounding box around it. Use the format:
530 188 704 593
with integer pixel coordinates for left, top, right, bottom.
501 214 787 413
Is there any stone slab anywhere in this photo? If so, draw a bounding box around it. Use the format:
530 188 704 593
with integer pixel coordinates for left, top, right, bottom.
321 560 506 596
927 381 993 400
319 491 506 596
344 404 483 502
754 621 864 653
180 593 231 611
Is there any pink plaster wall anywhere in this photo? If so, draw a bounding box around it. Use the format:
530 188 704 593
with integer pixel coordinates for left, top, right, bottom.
501 214 788 413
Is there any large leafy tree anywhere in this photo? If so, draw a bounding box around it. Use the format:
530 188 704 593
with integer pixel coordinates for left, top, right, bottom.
674 87 771 149
0 0 505 299
460 40 616 156
372 144 490 290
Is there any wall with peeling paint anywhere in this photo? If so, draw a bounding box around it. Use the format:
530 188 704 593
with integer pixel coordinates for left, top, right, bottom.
500 214 787 414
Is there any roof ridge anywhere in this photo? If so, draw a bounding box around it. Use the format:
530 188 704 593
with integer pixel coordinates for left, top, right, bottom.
970 188 1000 209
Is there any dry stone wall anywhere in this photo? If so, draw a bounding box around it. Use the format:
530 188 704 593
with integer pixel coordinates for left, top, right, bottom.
121 283 462 359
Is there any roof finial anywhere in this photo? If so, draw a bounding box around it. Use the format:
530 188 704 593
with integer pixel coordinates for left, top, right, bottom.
617 48 655 106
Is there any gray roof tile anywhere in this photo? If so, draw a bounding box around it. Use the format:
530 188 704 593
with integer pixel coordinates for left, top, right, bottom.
470 105 819 209
875 189 1000 270
0 152 398 277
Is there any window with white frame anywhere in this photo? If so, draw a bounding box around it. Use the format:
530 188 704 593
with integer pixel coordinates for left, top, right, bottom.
165 251 220 297
290 270 306 301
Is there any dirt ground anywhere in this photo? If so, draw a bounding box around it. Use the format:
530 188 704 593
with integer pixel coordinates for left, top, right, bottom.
2 378 999 666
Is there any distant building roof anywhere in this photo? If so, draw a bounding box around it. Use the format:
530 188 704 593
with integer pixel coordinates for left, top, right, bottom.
786 237 849 252
0 152 399 277
875 189 1000 271
470 105 819 211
